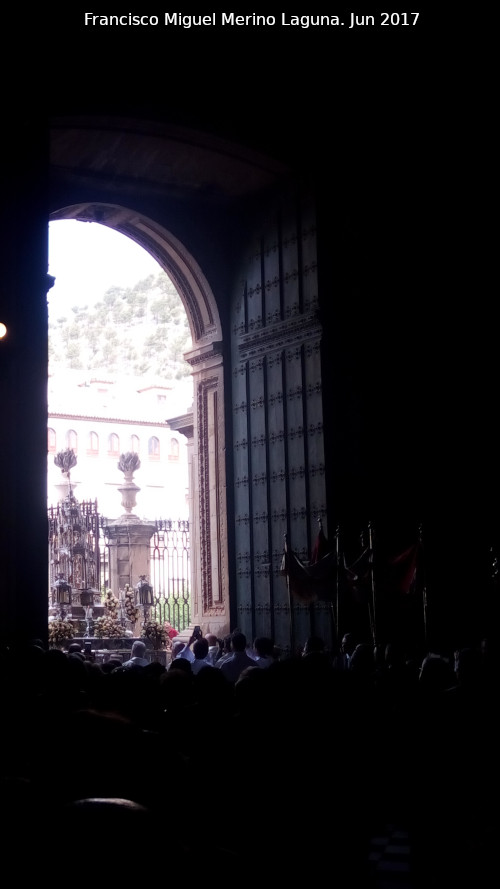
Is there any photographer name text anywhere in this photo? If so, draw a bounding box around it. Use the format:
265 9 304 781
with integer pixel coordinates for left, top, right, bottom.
83 11 421 29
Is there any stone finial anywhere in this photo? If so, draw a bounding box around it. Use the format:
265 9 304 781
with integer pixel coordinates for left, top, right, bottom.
117 452 141 476
117 452 141 521
54 448 77 476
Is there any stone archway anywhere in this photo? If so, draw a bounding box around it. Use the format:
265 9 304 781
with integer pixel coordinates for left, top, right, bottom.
46 114 326 655
49 202 230 639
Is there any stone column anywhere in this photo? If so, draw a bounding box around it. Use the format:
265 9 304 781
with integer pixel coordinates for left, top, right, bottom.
105 522 156 626
105 453 156 632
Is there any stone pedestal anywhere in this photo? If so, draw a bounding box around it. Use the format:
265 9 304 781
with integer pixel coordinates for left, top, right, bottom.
104 521 156 598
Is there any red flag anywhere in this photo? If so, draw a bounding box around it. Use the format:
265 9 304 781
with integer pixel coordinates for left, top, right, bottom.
281 547 318 604
311 522 330 563
343 547 373 605
281 539 337 603
384 542 420 594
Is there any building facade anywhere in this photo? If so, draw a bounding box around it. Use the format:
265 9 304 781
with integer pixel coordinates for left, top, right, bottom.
47 372 191 522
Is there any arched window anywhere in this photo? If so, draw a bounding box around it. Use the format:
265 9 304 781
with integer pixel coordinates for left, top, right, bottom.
66 429 78 452
48 428 56 452
148 436 160 459
88 431 99 454
169 437 180 460
108 433 120 455
130 434 140 453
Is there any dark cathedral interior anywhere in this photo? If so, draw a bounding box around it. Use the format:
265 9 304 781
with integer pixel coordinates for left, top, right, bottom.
0 11 496 888
1 11 495 651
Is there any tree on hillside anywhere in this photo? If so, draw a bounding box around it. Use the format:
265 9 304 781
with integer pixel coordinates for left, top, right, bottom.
48 271 192 381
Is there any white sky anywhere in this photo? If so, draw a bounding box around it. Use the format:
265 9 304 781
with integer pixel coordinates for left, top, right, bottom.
48 220 162 316
47 218 194 415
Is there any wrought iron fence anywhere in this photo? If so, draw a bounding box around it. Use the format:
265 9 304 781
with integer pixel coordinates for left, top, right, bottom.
48 498 101 597
149 520 191 632
98 517 191 633
48 499 191 633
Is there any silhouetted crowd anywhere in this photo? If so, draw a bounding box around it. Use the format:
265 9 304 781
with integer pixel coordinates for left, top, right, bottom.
1 628 498 888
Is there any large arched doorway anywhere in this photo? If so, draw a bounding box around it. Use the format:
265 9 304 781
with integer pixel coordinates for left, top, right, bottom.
49 202 230 638
48 114 332 656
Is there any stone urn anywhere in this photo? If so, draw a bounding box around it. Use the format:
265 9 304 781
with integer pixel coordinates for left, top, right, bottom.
117 452 141 521
53 448 78 503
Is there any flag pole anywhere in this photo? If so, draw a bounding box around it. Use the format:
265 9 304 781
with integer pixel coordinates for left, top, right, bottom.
360 526 375 645
284 533 296 656
324 520 337 652
368 521 377 646
418 523 428 649
309 518 321 639
335 525 340 643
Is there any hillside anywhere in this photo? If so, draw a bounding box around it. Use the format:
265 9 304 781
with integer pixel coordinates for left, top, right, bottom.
48 271 193 381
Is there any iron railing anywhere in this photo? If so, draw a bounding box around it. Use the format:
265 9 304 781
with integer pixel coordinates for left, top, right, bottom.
149 520 191 631
99 517 191 633
48 498 101 597
49 505 191 633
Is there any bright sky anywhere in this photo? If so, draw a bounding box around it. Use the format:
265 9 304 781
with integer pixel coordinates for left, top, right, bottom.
48 220 162 316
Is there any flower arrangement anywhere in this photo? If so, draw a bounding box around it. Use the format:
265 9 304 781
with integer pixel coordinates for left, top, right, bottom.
48 618 75 646
142 620 168 650
103 588 119 617
123 584 140 623
93 616 123 638
164 621 179 641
